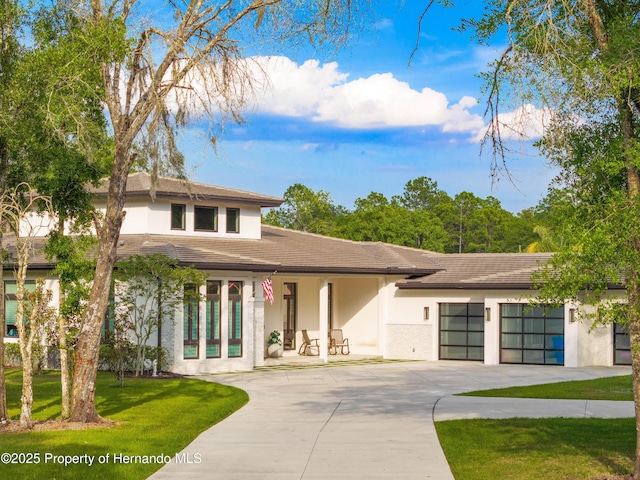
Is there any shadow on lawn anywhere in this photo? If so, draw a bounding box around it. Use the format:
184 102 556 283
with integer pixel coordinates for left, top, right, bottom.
95 375 240 418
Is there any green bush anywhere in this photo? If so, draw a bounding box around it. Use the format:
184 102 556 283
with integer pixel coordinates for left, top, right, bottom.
4 343 21 367
99 335 171 387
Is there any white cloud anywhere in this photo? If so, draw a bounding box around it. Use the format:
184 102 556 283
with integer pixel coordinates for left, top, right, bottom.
176 55 549 144
475 104 552 143
251 56 485 137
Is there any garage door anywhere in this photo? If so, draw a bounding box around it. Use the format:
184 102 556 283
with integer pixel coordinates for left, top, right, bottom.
439 303 484 361
500 304 564 365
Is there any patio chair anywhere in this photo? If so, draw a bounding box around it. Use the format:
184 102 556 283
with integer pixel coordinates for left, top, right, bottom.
329 329 350 355
298 330 320 356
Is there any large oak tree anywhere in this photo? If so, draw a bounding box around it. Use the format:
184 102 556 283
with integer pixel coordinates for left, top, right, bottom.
422 0 640 475
56 0 378 423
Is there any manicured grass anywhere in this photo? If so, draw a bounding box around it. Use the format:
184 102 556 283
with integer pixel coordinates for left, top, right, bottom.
438 375 635 479
436 417 635 480
1 368 248 479
459 374 633 401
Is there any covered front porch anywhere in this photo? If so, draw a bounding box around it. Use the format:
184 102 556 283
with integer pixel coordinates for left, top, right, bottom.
260 274 402 365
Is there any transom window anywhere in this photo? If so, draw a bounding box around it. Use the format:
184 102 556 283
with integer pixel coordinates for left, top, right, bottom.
195 206 218 232
226 208 240 233
171 204 186 230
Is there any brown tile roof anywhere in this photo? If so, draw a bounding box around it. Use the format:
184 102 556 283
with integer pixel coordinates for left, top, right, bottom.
1 236 52 270
395 253 554 290
89 172 283 207
1 227 563 289
115 226 444 275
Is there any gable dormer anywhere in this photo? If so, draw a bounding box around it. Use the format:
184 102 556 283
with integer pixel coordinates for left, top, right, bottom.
90 172 283 240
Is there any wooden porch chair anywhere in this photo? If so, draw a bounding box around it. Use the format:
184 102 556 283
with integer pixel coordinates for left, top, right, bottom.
298 330 319 356
329 329 350 355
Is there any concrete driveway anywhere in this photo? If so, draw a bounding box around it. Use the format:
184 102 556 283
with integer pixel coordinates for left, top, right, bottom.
150 361 632 480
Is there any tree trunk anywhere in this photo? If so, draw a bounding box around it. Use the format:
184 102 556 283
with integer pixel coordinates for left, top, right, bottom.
55 220 71 419
0 137 8 425
580 5 640 476
58 289 70 418
18 346 33 428
0 229 7 426
629 282 640 479
15 250 32 428
0 238 8 426
70 152 131 423
620 84 640 480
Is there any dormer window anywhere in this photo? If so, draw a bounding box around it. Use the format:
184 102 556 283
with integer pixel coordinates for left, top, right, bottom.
171 204 186 230
226 208 240 233
195 206 218 232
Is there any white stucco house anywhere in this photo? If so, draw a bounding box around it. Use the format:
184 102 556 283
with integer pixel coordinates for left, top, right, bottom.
3 172 630 374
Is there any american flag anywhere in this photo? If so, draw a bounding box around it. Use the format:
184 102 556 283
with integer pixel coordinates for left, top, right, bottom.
262 277 274 304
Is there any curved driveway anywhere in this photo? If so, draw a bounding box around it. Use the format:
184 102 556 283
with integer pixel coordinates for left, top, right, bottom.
150 361 632 480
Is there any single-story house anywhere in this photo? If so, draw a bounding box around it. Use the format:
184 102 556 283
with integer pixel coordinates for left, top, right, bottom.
2 172 630 374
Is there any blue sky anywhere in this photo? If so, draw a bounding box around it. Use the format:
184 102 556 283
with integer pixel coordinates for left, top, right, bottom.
182 2 556 213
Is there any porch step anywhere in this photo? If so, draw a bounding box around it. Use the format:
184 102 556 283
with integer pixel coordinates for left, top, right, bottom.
254 357 416 371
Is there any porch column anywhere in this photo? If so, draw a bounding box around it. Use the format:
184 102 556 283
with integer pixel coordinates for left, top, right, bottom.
319 278 329 362
252 276 266 367
378 276 388 357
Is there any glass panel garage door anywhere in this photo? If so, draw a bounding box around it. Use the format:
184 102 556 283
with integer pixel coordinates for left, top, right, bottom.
439 303 484 361
614 323 631 365
500 304 564 365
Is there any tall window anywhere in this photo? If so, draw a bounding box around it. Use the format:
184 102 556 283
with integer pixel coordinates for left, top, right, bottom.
171 204 186 230
206 281 221 358
183 284 199 359
228 282 243 357
195 206 218 232
226 208 240 233
500 304 564 365
4 281 35 337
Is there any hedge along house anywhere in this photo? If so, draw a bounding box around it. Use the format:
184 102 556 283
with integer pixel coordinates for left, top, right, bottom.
2 172 631 374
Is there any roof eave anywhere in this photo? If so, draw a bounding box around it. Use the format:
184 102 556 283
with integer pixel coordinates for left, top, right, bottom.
396 281 627 291
97 191 283 208
396 282 538 290
182 263 440 276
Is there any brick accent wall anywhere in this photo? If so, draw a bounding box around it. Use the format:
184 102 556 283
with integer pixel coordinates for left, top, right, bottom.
385 324 433 360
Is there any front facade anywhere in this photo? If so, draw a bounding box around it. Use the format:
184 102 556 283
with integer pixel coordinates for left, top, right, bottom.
2 173 629 374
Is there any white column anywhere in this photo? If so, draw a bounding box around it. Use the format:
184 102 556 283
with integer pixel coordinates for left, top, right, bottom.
252 277 266 367
377 277 387 357
564 303 579 367
319 278 329 362
483 298 499 365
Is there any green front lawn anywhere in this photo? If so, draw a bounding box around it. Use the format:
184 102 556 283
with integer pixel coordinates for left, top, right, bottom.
438 375 635 479
1 369 248 479
437 417 634 480
459 374 633 401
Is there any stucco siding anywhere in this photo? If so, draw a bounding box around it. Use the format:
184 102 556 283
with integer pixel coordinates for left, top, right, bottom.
334 278 379 355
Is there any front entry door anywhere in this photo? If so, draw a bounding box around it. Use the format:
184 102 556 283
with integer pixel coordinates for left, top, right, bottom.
283 283 297 350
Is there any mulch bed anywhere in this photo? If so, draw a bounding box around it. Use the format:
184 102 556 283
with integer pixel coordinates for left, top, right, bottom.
0 418 116 434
